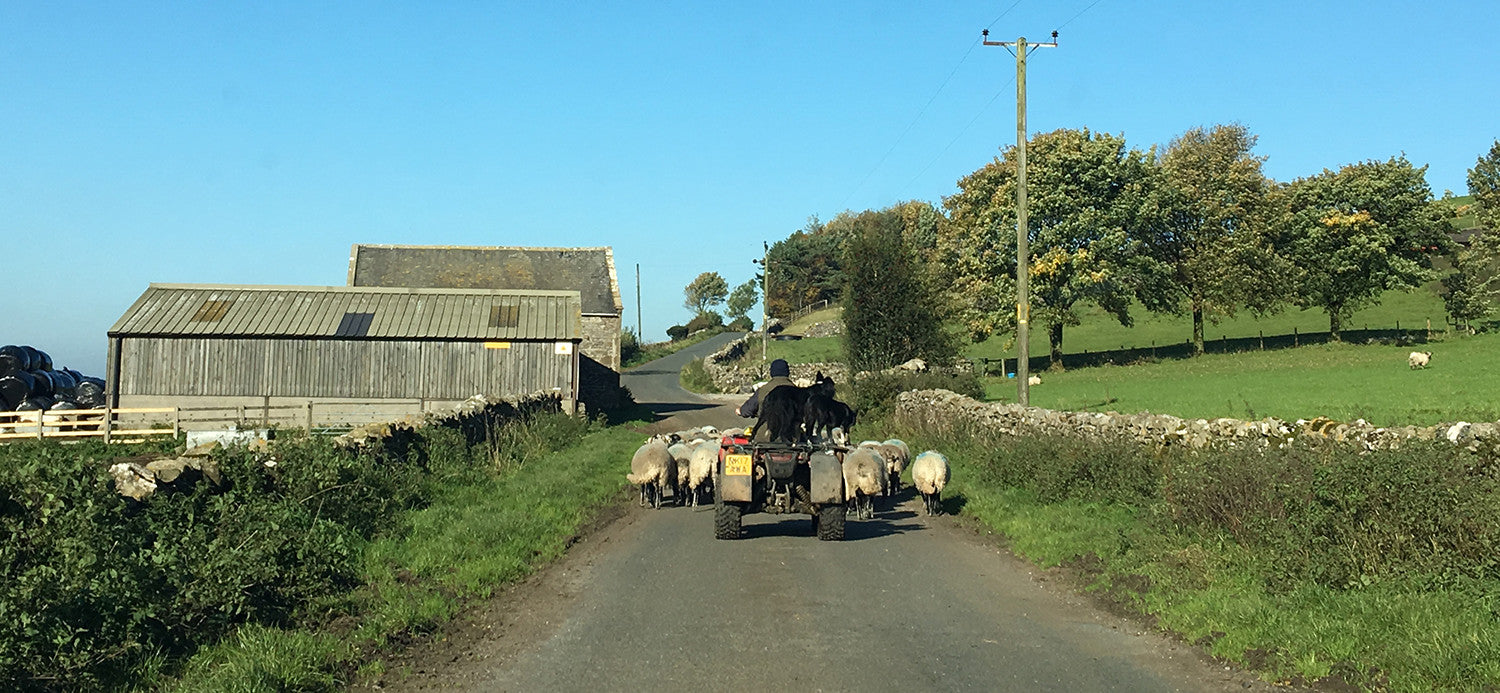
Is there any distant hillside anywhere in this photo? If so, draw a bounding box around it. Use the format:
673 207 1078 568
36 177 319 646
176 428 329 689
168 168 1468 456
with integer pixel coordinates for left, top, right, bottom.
1438 194 1482 232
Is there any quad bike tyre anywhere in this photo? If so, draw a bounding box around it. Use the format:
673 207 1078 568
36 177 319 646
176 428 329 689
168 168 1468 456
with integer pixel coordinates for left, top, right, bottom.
816 504 846 541
715 501 744 540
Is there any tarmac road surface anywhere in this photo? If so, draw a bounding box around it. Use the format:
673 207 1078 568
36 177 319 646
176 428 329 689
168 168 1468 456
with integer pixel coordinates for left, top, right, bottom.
371 335 1274 692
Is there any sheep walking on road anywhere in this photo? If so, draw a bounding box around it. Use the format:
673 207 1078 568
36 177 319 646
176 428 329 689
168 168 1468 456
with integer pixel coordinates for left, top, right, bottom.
685 441 717 507
859 440 908 495
843 446 887 520
911 451 950 516
1409 351 1432 369
627 441 673 509
667 442 695 505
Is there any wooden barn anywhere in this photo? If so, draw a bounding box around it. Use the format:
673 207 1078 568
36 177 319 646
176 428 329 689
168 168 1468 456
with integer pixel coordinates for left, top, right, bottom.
106 283 582 425
346 244 625 409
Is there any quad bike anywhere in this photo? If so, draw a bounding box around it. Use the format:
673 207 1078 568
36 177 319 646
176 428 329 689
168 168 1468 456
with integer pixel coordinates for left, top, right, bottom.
713 434 846 541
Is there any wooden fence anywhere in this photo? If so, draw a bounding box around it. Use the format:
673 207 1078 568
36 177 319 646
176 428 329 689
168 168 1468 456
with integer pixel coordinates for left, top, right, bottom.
0 400 426 444
0 408 178 443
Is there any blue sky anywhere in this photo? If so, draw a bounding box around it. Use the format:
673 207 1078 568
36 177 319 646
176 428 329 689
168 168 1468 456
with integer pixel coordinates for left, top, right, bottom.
2 1 1496 376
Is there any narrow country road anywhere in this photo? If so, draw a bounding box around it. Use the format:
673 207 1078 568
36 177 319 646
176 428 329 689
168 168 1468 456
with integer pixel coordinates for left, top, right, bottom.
369 338 1274 692
620 331 748 431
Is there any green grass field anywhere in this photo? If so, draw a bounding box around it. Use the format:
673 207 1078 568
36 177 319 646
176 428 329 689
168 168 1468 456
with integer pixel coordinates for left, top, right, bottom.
749 286 1494 426
968 283 1450 361
983 332 1498 426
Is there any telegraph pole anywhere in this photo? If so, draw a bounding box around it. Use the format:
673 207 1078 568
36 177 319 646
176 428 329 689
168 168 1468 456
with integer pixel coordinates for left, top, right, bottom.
760 241 769 366
983 29 1056 407
635 263 642 339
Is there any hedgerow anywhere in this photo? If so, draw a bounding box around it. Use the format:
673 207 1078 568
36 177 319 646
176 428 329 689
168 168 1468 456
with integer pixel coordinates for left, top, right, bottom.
0 402 590 691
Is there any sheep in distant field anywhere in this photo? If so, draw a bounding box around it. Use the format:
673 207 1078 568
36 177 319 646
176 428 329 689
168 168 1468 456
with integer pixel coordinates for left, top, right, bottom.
842 446 887 519
1409 351 1432 369
627 441 672 508
911 451 950 516
685 441 717 507
1027 375 1042 386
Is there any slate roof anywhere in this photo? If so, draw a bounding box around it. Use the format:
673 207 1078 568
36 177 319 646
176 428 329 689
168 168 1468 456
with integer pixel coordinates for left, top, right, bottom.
109 284 581 341
347 245 622 316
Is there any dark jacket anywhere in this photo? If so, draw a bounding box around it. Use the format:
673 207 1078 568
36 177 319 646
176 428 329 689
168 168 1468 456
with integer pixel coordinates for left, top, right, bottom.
737 375 796 418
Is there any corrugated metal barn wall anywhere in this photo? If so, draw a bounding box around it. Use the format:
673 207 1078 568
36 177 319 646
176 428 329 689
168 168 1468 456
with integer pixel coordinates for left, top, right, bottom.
117 337 574 401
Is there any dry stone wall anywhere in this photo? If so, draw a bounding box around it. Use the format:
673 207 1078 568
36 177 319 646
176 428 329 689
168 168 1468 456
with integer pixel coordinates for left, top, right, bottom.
699 334 851 393
894 388 1500 456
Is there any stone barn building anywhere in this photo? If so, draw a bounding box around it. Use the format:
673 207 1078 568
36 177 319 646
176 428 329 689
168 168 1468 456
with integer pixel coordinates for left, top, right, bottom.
346 244 625 411
106 283 583 425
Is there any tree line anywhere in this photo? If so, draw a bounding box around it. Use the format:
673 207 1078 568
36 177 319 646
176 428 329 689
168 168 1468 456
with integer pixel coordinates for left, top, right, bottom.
762 126 1500 368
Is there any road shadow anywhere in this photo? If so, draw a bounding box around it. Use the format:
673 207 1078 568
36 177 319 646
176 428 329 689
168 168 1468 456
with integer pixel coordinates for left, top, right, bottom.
845 514 923 540
645 402 718 416
740 516 820 539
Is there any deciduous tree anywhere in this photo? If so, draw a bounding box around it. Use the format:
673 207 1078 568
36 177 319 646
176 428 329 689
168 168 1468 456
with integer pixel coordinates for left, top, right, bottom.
940 128 1154 365
1142 124 1291 355
1443 141 1500 330
842 208 956 373
682 272 728 317
1278 156 1449 340
726 279 759 321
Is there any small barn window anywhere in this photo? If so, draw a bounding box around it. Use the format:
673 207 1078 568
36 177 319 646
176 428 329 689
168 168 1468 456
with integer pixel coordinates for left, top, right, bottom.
191 300 232 322
490 304 519 328
336 312 375 337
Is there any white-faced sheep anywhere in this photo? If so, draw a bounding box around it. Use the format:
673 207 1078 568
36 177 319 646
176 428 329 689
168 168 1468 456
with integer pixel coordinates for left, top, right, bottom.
911 450 950 516
874 442 908 495
667 442 693 506
627 441 672 509
1409 351 1432 369
685 441 718 507
842 446 887 519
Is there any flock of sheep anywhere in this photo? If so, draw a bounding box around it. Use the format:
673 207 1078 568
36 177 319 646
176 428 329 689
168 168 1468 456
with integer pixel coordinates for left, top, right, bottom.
626 425 952 518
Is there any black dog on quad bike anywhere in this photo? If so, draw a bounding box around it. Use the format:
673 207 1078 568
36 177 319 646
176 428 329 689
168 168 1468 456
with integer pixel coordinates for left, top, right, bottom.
755 372 835 443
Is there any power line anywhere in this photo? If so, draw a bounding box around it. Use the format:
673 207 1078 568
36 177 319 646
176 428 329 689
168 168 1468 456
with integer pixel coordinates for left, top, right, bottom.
1054 0 1106 31
986 0 1027 31
835 2 1029 211
898 78 1015 195
837 37 982 210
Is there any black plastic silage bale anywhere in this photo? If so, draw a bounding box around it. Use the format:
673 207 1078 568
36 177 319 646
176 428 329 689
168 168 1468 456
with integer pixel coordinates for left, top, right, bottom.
19 346 42 371
49 370 77 399
0 372 35 407
76 380 106 408
15 396 53 411
28 370 54 397
0 345 29 376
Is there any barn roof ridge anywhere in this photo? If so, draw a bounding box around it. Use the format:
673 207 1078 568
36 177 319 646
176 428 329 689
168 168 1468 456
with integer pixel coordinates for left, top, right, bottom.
111 284 581 340
145 282 580 298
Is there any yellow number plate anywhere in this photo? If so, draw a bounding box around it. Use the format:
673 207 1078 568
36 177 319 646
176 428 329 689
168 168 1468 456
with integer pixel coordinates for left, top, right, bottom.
724 454 752 476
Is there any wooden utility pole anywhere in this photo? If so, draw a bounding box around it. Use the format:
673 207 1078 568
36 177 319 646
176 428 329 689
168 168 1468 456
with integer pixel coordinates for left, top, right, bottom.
984 29 1056 407
635 263 642 339
761 241 769 365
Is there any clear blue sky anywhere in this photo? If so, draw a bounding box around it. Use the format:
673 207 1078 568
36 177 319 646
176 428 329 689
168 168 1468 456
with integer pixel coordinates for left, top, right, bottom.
3 1 1496 376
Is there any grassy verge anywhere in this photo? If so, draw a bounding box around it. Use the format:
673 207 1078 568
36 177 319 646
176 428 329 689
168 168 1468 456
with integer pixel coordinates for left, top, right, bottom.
679 357 717 394
981 331 1499 426
781 306 842 334
165 420 644 691
871 415 1500 691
